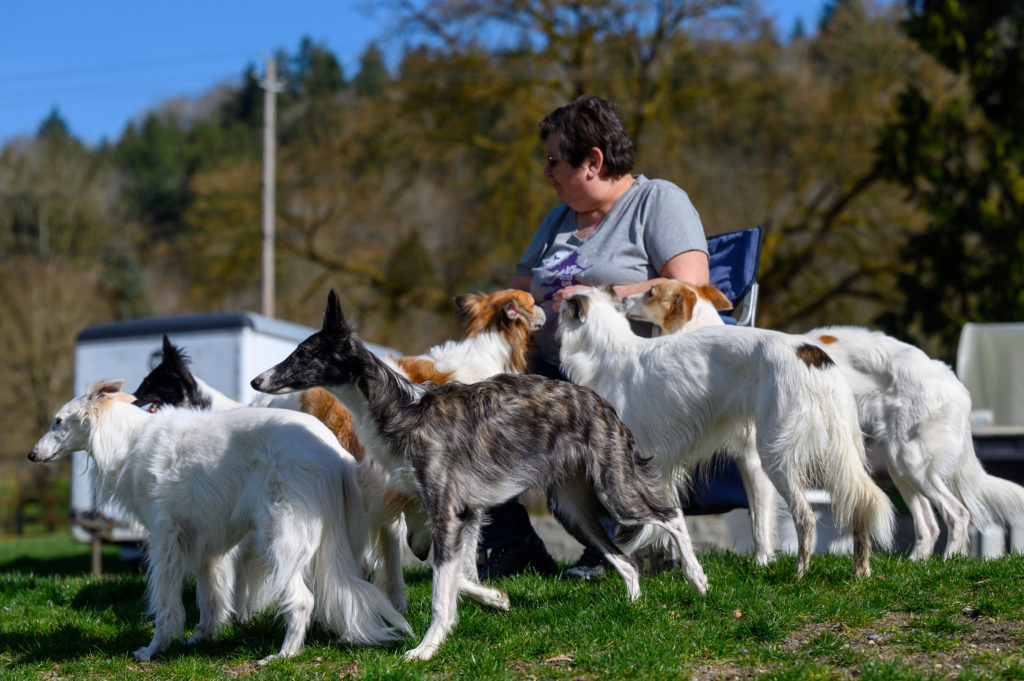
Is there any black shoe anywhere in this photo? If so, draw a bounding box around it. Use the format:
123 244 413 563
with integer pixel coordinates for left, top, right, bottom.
561 546 606 580
477 534 558 580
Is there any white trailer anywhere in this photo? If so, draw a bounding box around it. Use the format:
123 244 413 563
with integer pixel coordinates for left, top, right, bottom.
956 322 1024 556
69 311 394 572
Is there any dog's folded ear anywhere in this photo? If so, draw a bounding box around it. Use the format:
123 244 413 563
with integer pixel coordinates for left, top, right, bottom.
502 298 523 321
700 284 734 312
562 295 589 323
88 378 126 400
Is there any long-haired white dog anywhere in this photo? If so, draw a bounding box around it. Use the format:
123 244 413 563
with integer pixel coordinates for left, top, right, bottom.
130 336 423 616
559 286 895 578
627 280 1024 559
28 379 410 664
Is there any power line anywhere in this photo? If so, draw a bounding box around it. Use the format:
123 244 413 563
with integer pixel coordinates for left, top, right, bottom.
0 50 262 85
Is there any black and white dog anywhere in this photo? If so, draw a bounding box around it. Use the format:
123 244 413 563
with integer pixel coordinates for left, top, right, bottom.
251 290 709 661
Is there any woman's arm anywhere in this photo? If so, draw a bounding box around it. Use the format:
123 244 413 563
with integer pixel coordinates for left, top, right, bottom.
609 249 710 298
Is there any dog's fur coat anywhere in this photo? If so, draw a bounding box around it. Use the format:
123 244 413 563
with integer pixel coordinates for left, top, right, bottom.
251 290 708 660
129 288 545 608
130 336 414 613
809 326 1024 558
560 286 895 578
392 289 544 383
29 379 411 664
628 280 1024 559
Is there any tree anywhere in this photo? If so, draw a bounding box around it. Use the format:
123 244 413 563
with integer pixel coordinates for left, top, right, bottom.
874 0 1024 357
354 43 390 99
37 108 71 141
0 256 113 523
116 113 194 242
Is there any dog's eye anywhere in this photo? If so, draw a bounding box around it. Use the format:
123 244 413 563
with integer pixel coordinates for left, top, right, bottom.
52 418 63 429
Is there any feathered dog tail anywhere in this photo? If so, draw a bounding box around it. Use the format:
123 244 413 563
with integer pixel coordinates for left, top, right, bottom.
784 349 896 553
953 435 1024 532
309 461 412 645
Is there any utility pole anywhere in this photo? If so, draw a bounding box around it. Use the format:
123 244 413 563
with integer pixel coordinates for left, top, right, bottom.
259 57 283 318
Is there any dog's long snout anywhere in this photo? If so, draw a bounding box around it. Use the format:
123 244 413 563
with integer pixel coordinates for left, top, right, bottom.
622 292 645 319
530 307 546 331
28 445 53 463
251 370 284 394
250 373 269 392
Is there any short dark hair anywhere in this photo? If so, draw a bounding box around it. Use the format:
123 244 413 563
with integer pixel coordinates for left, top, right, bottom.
539 94 635 179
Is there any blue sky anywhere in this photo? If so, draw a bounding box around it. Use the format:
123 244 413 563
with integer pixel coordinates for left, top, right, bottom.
0 1 826 147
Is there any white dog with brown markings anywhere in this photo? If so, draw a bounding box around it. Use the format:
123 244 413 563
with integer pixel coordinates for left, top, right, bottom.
627 279 1024 559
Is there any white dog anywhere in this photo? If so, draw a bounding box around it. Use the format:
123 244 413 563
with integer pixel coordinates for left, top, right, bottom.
627 280 1024 559
28 379 411 664
559 286 895 578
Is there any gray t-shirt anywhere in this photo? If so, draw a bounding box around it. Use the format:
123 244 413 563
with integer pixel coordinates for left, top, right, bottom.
515 174 708 364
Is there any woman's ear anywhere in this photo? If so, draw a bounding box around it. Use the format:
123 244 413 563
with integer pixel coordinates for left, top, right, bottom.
586 147 604 178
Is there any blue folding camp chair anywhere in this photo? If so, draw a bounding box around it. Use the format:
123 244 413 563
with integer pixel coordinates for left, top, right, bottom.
708 224 764 327
682 225 765 514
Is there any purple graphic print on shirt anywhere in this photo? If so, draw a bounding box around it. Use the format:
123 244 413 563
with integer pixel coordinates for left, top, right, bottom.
536 249 592 301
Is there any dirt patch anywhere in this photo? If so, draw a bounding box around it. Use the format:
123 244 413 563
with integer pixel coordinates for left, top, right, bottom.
686 612 1024 680
510 652 597 681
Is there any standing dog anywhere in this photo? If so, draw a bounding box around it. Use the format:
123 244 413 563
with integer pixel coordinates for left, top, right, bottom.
251 290 709 661
129 335 417 614
559 286 895 579
29 379 410 664
628 280 1024 559
130 287 545 599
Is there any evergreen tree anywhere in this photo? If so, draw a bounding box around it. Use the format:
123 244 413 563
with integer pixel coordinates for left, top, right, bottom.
354 43 390 99
874 0 1024 356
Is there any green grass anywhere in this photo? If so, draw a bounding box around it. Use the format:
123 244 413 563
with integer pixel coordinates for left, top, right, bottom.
2 534 1024 679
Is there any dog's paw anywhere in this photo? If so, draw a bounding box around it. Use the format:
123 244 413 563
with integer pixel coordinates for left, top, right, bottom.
257 654 280 667
478 588 510 610
132 647 154 662
404 643 438 661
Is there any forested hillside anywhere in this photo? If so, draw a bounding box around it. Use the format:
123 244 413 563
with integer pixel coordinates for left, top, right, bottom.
1 0 1020 530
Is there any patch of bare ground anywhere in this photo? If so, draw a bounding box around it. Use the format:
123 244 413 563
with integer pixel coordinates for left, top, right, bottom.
686 612 1024 680
511 652 597 681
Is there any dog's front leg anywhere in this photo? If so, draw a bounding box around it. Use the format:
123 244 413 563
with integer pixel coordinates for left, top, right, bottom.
405 553 461 661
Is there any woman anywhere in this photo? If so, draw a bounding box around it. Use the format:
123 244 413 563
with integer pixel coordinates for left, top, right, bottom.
477 94 711 580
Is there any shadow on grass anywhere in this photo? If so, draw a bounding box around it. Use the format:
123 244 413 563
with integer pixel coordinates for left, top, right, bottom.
3 610 412 666
0 623 152 664
3 577 413 667
0 553 139 577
